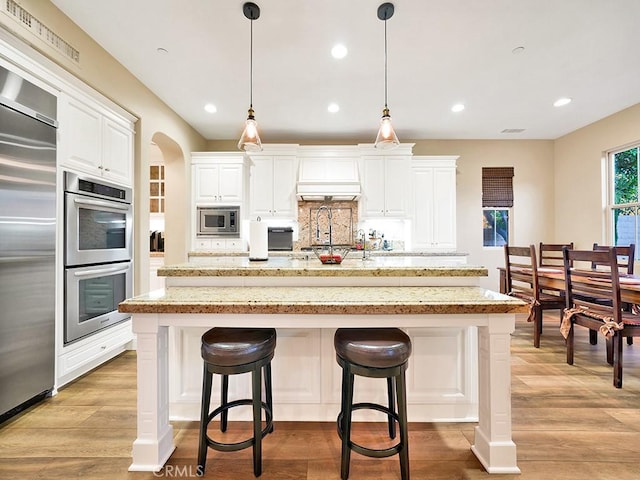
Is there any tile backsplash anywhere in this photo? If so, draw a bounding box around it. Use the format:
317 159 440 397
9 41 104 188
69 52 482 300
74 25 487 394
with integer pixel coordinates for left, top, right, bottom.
295 200 358 249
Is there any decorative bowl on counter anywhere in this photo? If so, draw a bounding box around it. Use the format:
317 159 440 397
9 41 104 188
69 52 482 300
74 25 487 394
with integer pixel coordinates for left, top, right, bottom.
311 245 352 264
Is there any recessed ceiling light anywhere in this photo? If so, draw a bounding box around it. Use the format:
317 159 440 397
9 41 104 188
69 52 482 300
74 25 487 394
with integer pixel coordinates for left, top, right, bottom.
451 103 465 113
156 47 168 55
204 103 217 113
511 46 525 55
331 44 348 59
553 97 572 107
327 103 340 113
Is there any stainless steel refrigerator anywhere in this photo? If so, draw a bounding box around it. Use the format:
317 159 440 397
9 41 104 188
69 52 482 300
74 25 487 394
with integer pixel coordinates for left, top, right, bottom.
0 64 57 422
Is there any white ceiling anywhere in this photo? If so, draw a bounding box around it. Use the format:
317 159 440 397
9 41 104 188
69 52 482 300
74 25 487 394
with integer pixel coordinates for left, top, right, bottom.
51 0 640 142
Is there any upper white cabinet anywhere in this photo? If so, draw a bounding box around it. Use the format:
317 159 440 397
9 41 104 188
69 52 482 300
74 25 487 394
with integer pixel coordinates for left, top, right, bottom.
359 144 414 218
192 153 245 205
58 91 134 186
411 156 458 251
102 118 133 184
248 148 298 219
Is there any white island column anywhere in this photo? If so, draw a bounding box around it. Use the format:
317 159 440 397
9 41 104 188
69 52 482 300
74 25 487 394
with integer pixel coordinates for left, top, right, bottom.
129 315 174 472
471 315 520 474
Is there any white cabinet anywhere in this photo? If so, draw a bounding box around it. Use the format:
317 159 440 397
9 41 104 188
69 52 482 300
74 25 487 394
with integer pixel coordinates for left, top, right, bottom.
192 153 245 204
102 118 133 184
58 92 134 186
57 320 133 387
360 154 411 218
249 154 298 218
191 153 247 252
194 238 245 252
411 156 458 251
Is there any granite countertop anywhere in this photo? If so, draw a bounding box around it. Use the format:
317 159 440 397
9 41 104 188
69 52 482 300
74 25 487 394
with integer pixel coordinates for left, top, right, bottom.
158 256 488 278
119 286 528 315
188 250 469 258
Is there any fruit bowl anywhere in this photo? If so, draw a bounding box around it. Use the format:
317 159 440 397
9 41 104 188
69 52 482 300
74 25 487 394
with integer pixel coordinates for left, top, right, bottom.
311 245 352 264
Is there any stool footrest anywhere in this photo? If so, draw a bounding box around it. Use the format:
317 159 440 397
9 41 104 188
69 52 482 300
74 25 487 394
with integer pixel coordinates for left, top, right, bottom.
204 398 273 453
337 402 402 459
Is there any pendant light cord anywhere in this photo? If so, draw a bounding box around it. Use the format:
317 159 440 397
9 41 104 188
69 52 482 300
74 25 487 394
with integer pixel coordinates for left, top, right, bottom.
384 17 388 109
250 17 254 109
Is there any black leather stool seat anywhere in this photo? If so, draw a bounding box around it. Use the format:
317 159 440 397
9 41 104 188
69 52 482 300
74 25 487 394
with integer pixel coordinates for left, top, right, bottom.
334 328 411 368
198 327 276 477
334 328 412 480
202 327 277 366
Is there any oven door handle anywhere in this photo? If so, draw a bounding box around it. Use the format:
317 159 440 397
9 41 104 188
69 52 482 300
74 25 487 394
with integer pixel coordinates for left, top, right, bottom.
73 264 130 277
73 197 130 211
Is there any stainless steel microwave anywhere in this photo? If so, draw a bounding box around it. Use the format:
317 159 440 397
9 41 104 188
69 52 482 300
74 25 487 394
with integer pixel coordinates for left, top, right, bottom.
197 206 240 236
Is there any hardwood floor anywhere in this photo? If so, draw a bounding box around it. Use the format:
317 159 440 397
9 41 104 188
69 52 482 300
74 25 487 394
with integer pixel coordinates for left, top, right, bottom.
2 314 640 479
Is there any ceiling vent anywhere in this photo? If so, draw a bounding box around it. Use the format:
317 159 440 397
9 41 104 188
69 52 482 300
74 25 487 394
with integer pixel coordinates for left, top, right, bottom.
501 128 525 134
4 0 80 63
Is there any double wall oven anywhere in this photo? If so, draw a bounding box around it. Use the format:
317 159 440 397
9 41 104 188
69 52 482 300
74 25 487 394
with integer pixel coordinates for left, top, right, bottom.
64 172 133 344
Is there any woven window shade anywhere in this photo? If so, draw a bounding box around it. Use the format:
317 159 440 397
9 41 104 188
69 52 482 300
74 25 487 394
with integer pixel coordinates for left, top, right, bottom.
482 167 514 207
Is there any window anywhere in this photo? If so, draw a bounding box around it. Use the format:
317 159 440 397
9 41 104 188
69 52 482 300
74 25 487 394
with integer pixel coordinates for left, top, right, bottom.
610 146 640 246
483 209 509 246
482 167 513 247
150 164 165 213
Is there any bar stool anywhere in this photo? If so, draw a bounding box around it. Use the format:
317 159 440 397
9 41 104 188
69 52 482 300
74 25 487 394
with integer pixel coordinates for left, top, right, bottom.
334 328 412 480
197 327 276 477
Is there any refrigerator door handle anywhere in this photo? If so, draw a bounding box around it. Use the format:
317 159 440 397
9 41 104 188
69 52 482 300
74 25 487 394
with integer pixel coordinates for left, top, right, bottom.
0 255 54 263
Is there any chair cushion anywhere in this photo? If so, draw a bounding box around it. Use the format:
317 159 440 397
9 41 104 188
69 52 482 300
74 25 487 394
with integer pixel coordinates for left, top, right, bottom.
622 312 640 327
334 328 411 368
201 328 276 367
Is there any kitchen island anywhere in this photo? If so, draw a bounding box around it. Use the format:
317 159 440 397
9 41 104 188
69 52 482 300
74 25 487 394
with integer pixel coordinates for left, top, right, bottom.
120 278 527 473
119 257 527 473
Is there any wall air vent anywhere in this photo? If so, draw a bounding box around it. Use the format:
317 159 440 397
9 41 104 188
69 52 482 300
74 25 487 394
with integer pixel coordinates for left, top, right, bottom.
3 0 80 63
501 128 525 134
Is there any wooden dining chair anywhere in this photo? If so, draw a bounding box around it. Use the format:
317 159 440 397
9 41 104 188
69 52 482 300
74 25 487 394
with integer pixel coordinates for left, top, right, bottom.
561 246 640 388
539 242 573 268
592 243 635 274
504 244 566 348
538 243 573 317
592 243 636 346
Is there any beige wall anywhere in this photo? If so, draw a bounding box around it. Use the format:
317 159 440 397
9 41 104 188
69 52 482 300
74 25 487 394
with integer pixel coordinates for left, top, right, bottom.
554 103 640 250
0 0 208 294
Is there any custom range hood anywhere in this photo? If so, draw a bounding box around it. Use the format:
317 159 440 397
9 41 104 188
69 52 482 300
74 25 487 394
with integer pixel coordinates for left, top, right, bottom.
296 146 361 201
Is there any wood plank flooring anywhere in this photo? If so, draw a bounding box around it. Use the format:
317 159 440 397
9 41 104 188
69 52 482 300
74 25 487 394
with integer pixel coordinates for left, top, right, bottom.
2 313 640 479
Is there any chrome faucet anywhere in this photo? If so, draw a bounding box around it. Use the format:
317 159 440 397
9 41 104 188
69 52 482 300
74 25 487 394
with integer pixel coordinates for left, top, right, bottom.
356 228 367 260
315 205 333 248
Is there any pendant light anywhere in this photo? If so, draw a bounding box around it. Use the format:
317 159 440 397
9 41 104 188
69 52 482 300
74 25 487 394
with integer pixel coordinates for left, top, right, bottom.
238 2 263 152
374 2 399 149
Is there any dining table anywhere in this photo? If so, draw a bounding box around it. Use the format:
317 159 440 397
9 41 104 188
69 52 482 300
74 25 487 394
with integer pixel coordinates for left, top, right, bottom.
498 266 640 304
